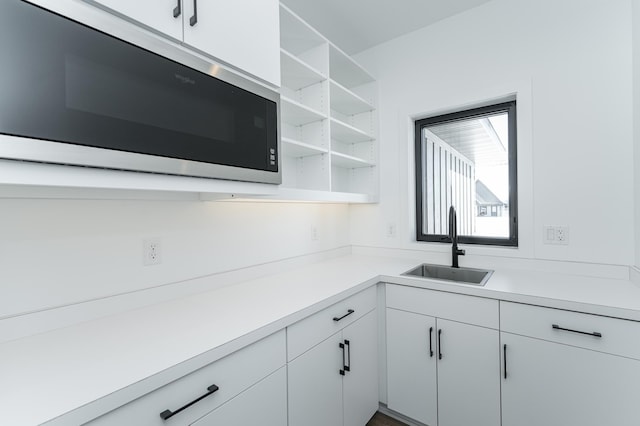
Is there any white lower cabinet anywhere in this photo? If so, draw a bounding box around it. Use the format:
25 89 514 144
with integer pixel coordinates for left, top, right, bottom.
386 309 500 426
288 309 379 426
191 367 287 426
386 308 437 425
85 331 286 425
500 301 640 426
501 333 640 426
342 310 380 426
385 284 500 426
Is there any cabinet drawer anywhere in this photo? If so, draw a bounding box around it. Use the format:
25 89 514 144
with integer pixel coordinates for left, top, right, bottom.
501 302 640 360
87 330 286 426
287 286 376 361
386 284 499 329
191 367 287 426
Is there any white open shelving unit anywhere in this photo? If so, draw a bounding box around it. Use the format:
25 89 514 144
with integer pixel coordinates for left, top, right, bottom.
273 3 378 203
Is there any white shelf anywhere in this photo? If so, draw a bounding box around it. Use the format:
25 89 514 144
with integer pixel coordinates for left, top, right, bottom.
280 5 326 55
330 118 374 143
329 44 375 89
329 80 374 116
237 187 376 203
279 2 377 203
282 137 328 158
281 97 327 126
331 152 374 169
281 49 326 91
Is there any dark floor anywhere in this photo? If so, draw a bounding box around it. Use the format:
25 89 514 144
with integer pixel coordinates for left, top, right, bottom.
366 411 408 426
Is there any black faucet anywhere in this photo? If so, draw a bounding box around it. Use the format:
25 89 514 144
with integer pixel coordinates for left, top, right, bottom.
449 206 465 268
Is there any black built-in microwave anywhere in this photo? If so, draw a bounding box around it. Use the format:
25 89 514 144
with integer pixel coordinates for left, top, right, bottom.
0 1 280 184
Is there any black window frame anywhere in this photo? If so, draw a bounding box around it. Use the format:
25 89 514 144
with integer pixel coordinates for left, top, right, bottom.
414 100 518 247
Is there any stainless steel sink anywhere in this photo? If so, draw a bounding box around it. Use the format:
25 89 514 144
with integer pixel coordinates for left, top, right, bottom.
402 263 493 286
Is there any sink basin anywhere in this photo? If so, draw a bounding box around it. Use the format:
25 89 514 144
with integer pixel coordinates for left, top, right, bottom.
402 263 493 286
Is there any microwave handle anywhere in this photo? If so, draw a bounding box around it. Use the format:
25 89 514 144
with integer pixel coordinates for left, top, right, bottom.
189 0 198 26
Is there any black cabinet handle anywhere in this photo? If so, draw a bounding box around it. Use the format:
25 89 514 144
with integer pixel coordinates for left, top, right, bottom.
189 0 198 26
437 329 443 360
159 384 219 420
339 341 346 375
344 339 351 372
428 326 434 357
503 344 507 379
552 324 602 338
173 0 181 18
333 309 354 322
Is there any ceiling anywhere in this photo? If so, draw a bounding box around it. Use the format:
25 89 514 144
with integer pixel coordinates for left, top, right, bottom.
280 0 494 55
428 115 508 167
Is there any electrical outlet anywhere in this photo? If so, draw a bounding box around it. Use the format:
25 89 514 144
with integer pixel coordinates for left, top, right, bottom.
543 226 569 245
143 238 162 266
311 225 319 241
555 226 569 244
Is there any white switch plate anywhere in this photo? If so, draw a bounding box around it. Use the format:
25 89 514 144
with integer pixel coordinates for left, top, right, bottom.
543 226 569 245
386 222 397 238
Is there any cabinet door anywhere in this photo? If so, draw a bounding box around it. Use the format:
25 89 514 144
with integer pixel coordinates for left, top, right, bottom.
343 310 379 426
502 333 640 426
386 308 437 426
182 0 280 85
288 332 343 426
88 0 184 40
436 319 500 426
191 367 287 426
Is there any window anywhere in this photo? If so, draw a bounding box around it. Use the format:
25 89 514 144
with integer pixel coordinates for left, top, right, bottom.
414 100 517 246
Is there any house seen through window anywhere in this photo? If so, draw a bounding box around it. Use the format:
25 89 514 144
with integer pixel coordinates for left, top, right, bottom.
414 100 517 246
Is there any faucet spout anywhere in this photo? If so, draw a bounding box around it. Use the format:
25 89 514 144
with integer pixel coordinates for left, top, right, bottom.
449 206 465 268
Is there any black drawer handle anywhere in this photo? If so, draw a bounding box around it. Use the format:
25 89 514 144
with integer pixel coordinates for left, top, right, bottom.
428 327 434 358
339 341 346 375
552 324 602 338
438 329 443 360
503 344 507 379
333 309 354 322
189 0 198 26
159 384 219 420
173 0 181 18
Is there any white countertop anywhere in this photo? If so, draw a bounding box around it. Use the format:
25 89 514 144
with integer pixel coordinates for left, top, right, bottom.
2 254 640 425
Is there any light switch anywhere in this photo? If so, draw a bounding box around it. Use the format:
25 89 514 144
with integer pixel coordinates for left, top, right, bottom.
546 227 555 241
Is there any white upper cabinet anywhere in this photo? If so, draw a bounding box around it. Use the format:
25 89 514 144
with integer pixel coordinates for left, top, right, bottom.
86 0 280 86
182 0 280 86
88 0 184 40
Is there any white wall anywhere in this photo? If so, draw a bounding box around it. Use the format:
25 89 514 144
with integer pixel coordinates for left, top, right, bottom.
352 0 634 267
0 198 349 318
634 0 640 269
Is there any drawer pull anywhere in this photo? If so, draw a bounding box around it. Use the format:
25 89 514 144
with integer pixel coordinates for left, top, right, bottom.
552 324 602 338
333 309 355 322
159 384 219 420
428 327 434 358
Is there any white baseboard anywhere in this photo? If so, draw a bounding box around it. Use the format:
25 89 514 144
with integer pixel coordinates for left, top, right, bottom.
377 403 427 426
